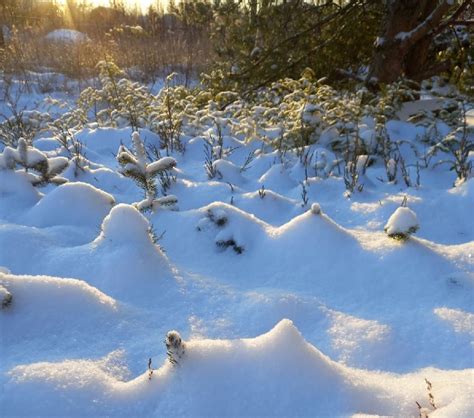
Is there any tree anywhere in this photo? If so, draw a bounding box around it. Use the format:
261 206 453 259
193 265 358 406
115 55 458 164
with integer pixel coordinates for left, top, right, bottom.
368 0 472 84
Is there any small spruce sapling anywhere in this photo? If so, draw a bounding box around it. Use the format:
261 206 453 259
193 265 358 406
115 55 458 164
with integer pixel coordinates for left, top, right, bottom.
117 131 178 211
165 330 185 366
0 138 68 186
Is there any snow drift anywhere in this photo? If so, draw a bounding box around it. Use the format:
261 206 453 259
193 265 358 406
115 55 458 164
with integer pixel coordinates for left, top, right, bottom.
2 320 472 417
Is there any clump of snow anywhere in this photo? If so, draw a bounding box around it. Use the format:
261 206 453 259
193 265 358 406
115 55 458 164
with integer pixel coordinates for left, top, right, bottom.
98 204 153 245
0 284 12 309
26 182 115 228
45 29 89 43
384 206 419 239
311 202 321 215
147 156 177 175
165 330 185 365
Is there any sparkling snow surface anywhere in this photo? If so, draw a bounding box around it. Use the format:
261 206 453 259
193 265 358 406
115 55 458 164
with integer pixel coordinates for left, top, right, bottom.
0 101 473 417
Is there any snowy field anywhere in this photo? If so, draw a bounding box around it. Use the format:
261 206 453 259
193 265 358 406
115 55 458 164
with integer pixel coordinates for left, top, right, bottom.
0 78 473 417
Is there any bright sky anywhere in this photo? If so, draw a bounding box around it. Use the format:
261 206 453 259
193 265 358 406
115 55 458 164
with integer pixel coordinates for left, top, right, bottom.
58 0 162 12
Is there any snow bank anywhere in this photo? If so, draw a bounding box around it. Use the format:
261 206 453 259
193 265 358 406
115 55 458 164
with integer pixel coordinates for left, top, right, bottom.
0 272 118 347
26 182 115 228
2 320 472 417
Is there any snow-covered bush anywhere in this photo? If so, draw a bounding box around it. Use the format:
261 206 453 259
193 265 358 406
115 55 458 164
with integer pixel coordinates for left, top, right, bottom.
165 330 185 366
152 73 184 154
0 138 68 186
384 206 419 240
0 109 51 147
117 131 178 211
432 105 473 185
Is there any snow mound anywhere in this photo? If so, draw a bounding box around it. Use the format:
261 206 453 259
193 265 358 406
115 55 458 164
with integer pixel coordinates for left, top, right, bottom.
45 29 89 43
26 182 115 228
234 188 303 225
259 163 297 192
0 272 118 346
98 204 153 245
0 170 41 217
3 319 473 417
196 202 269 253
212 159 245 185
76 127 160 162
384 206 419 238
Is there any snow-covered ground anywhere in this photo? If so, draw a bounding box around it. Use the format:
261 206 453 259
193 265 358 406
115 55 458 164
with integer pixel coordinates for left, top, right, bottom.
0 88 473 417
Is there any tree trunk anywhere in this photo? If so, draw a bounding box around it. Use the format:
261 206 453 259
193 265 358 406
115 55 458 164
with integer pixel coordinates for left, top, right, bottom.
368 0 452 84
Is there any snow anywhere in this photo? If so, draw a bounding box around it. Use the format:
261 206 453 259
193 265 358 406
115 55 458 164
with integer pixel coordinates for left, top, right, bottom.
1 319 473 417
26 182 115 228
147 156 177 175
98 203 153 245
384 206 419 238
0 85 473 416
45 29 89 43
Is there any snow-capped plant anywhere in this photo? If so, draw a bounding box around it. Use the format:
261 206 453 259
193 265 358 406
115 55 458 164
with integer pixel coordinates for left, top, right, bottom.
0 104 51 147
165 330 185 366
0 285 12 309
384 205 419 240
310 203 321 215
343 154 368 195
153 73 184 154
117 131 178 212
207 208 228 227
216 236 244 254
433 103 473 185
0 138 68 186
416 378 437 418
